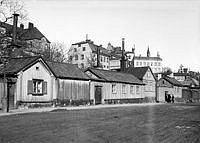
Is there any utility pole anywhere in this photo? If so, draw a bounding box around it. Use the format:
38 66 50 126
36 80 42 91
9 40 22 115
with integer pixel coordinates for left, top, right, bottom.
1 13 19 112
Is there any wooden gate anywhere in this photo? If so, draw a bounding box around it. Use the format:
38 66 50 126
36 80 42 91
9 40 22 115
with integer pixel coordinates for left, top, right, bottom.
95 86 102 104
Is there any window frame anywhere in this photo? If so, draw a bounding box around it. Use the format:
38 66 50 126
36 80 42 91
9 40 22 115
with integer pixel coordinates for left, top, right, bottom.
28 79 47 96
112 84 117 93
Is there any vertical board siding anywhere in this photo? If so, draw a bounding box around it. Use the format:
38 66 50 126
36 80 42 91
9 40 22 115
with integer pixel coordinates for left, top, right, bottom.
17 62 54 102
58 79 90 101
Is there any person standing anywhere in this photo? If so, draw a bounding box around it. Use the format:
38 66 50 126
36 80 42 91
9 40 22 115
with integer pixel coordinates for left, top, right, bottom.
172 95 174 103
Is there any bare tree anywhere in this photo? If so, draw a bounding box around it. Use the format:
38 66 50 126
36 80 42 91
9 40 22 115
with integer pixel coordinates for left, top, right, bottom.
162 67 172 76
0 0 28 23
44 42 67 63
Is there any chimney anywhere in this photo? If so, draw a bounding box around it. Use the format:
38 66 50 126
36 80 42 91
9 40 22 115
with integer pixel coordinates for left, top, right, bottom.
20 24 24 29
12 13 19 45
96 46 101 69
28 22 34 29
183 68 188 73
120 38 126 72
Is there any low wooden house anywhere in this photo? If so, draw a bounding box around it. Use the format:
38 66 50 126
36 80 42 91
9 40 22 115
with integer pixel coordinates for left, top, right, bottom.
126 66 156 102
85 68 144 104
157 75 183 102
0 56 91 109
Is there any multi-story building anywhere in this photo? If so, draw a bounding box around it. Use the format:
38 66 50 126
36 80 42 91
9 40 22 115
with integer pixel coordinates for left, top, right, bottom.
68 39 110 70
0 15 50 57
132 47 162 73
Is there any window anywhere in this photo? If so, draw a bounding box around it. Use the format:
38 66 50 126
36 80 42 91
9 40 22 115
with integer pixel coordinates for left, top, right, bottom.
28 80 47 95
75 55 78 60
136 62 139 66
36 66 39 70
107 57 109 63
155 62 157 66
104 56 106 62
147 62 149 66
74 48 77 52
144 62 146 66
81 54 84 60
81 63 84 69
130 85 134 94
78 44 81 47
151 62 153 66
122 85 126 93
82 47 86 51
136 85 140 94
112 84 116 93
140 62 142 66
69 56 73 61
100 56 103 62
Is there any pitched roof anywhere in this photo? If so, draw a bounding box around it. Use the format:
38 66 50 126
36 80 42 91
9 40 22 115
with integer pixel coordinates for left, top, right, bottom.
86 68 144 85
125 66 152 80
181 77 199 87
163 76 182 87
0 56 90 80
47 61 90 80
0 56 41 75
0 21 50 43
72 40 110 56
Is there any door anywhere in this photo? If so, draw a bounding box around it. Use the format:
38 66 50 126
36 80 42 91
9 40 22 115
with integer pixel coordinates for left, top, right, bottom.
7 82 16 109
95 86 102 104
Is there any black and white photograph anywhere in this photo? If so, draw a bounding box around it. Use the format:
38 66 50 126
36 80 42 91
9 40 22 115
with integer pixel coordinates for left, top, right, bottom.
0 0 200 142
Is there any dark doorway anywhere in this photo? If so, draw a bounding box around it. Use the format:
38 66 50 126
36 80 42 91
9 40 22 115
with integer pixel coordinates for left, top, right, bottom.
95 86 102 104
165 91 168 102
7 82 16 109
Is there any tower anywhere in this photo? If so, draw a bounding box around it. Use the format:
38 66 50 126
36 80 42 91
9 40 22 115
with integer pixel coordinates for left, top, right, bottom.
147 46 150 57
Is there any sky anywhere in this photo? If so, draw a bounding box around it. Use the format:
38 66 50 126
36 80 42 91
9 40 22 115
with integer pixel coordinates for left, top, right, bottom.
22 0 200 72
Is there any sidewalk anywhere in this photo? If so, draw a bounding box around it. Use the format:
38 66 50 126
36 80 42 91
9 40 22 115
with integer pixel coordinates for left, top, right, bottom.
0 102 162 117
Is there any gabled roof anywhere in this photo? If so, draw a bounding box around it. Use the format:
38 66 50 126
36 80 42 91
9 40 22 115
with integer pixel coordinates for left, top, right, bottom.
47 62 90 80
20 27 50 43
85 68 144 85
0 56 90 81
181 77 199 87
162 76 182 87
0 56 42 75
125 66 154 80
0 21 50 43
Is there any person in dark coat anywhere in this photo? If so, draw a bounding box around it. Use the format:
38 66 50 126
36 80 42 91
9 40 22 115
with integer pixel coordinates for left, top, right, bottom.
171 95 174 103
168 94 171 103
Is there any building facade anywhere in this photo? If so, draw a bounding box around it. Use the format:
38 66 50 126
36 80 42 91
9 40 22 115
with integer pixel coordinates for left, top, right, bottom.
132 48 162 73
68 39 110 70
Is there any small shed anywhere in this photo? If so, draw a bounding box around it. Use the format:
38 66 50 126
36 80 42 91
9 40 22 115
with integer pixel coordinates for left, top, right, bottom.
157 75 183 102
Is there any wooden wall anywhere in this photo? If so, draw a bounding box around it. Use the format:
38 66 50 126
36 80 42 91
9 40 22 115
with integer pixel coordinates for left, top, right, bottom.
90 81 144 104
16 61 54 103
57 79 90 101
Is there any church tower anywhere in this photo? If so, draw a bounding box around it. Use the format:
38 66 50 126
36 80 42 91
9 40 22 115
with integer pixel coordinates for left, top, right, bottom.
147 46 150 57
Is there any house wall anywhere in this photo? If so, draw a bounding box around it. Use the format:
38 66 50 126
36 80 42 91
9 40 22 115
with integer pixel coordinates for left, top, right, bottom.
16 61 54 103
143 69 156 98
157 79 182 102
57 79 90 101
90 81 144 104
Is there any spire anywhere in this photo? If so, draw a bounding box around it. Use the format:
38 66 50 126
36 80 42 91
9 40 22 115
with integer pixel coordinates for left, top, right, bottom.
157 51 160 58
86 34 88 41
147 45 150 57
